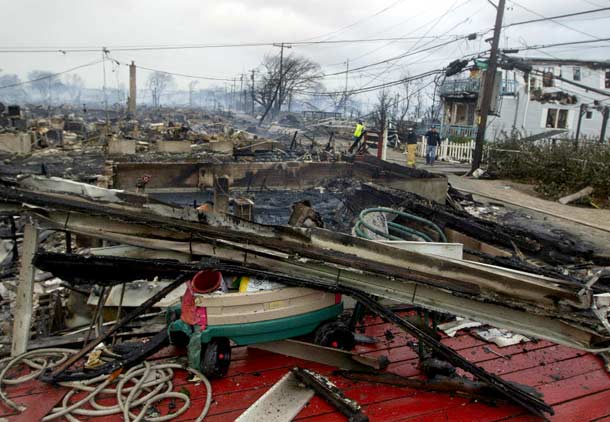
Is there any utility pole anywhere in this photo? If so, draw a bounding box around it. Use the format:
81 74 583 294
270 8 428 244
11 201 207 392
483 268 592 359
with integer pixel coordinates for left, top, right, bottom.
574 103 587 149
343 59 349 118
231 78 236 111
471 0 506 172
273 42 292 114
239 74 244 112
250 70 256 115
128 61 136 118
600 106 609 143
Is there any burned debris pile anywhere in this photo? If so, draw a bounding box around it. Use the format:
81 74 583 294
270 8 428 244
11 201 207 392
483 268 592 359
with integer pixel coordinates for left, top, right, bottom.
0 170 609 420
0 108 609 421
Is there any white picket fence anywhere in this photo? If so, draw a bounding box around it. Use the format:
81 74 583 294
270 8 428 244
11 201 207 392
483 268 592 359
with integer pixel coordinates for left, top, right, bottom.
416 137 475 163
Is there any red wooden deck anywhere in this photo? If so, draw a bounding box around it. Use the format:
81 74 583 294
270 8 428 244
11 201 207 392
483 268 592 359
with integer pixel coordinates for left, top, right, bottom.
3 313 610 422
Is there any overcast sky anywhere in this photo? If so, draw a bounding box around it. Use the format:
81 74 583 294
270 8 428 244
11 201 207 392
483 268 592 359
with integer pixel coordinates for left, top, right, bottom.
0 0 608 97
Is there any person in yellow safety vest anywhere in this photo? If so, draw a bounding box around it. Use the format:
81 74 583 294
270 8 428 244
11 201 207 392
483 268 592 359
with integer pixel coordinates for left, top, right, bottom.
353 120 365 142
406 128 418 168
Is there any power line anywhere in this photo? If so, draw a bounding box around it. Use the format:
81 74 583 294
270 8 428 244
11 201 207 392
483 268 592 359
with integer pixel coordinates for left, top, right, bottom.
505 5 610 29
0 59 103 90
133 63 236 82
297 0 407 42
507 2 608 40
297 68 442 97
504 37 610 53
0 35 464 54
316 35 475 79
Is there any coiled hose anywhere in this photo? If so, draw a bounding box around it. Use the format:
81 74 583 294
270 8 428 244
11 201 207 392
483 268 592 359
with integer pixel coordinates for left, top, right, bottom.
354 207 447 243
0 348 212 422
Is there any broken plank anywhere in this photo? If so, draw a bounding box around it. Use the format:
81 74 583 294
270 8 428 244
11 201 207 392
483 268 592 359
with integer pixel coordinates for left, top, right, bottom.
11 223 39 356
559 186 594 205
235 372 315 422
250 339 387 371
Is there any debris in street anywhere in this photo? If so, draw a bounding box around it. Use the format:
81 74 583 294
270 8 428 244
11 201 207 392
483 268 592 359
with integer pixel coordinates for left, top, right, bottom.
476 327 530 348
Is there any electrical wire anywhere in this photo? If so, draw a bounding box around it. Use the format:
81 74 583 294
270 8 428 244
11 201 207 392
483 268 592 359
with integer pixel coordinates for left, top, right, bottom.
505 37 610 53
0 59 102 90
0 35 470 53
505 5 610 30
507 2 608 40
296 0 408 42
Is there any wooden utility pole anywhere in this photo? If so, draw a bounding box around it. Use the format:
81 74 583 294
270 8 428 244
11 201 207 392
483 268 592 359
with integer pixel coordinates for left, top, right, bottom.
471 0 506 172
600 106 609 143
250 70 256 115
240 74 244 112
574 103 587 149
344 59 349 118
128 61 136 117
273 43 292 114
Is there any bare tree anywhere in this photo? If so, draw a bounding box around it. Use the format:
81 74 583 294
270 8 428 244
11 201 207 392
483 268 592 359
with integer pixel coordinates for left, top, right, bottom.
0 73 27 104
329 90 355 116
28 70 59 105
64 74 84 104
425 74 444 122
147 71 174 108
372 90 391 137
254 54 322 121
188 81 199 107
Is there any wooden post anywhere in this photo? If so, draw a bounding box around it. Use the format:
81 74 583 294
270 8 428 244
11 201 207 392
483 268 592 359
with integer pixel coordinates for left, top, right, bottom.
214 175 230 213
574 103 586 149
600 106 609 143
233 197 254 221
11 223 39 356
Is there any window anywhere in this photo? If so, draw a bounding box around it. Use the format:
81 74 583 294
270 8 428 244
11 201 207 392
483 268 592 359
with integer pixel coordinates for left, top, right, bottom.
573 67 581 81
606 70 610 89
543 67 554 87
545 108 569 129
586 110 593 119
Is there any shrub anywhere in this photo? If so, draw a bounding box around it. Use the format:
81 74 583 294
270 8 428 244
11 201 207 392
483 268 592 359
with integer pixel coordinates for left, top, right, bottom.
487 138 610 204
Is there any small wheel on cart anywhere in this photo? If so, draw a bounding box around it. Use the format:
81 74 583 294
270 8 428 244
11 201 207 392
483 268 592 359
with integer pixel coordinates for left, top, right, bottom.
201 337 231 377
314 321 356 351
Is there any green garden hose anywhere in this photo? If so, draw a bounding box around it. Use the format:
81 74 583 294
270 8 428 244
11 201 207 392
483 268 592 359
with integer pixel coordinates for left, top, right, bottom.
354 207 447 243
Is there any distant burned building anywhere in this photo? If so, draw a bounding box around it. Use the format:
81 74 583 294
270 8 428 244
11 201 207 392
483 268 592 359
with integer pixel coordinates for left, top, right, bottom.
439 57 610 140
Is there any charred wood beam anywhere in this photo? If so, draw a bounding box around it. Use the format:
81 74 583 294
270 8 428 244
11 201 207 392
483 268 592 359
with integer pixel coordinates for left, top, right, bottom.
292 367 369 422
32 211 608 350
336 371 506 404
33 252 189 286
0 185 588 311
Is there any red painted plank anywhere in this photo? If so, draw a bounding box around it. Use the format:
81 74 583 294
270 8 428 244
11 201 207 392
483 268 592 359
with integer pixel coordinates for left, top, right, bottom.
5 385 67 422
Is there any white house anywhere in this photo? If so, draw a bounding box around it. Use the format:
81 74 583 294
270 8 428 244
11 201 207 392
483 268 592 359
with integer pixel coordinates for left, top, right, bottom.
439 57 610 141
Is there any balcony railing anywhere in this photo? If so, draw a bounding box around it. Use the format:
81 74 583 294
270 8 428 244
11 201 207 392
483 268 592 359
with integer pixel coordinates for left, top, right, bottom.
441 78 519 97
440 78 480 97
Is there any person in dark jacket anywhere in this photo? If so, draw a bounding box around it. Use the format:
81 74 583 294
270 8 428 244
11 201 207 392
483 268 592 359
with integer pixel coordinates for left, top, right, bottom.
424 127 441 165
406 128 418 168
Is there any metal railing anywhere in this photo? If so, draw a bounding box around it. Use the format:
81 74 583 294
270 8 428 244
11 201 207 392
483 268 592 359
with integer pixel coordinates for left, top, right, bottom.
440 78 480 96
441 78 518 97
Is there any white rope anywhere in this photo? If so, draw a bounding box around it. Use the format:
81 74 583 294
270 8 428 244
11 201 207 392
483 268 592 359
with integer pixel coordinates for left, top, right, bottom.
0 348 212 421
